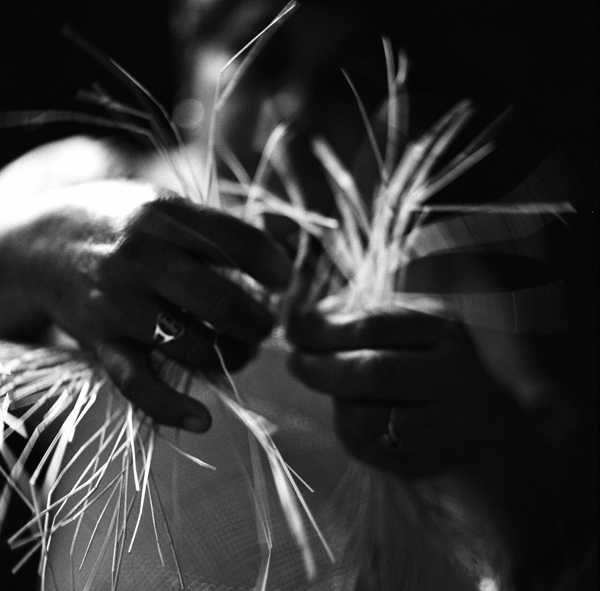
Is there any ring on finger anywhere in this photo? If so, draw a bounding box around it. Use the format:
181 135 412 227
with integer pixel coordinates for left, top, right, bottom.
153 311 185 345
380 407 402 450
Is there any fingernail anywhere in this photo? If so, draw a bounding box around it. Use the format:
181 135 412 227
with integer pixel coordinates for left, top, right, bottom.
182 414 211 433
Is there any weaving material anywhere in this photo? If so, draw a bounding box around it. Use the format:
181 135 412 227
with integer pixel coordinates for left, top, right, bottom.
2 340 487 590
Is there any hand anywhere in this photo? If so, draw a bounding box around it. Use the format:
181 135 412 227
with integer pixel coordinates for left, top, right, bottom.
286 299 527 475
284 242 582 472
3 179 292 432
285 247 597 586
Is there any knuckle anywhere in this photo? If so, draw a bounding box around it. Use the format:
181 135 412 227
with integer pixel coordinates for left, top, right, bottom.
96 238 142 285
118 366 140 396
66 287 107 338
113 229 154 264
127 200 155 227
151 190 190 214
99 347 139 395
94 251 116 286
124 191 182 232
85 287 109 319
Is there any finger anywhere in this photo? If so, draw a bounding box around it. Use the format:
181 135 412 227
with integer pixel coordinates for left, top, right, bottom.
288 348 453 402
333 400 515 477
286 307 446 352
137 194 293 289
332 400 441 475
148 251 275 344
333 401 391 460
108 234 276 344
384 402 513 454
157 327 257 374
95 341 211 432
331 401 464 476
100 292 256 371
159 328 257 374
112 239 275 344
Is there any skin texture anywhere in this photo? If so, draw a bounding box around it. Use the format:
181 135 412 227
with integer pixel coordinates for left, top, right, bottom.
284 240 585 470
0 137 292 432
286 299 521 474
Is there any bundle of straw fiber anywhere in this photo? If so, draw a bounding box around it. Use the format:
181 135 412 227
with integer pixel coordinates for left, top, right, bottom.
306 40 572 329
2 341 493 591
287 38 574 591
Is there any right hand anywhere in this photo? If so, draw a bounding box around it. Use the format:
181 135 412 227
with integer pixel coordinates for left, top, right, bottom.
5 180 292 432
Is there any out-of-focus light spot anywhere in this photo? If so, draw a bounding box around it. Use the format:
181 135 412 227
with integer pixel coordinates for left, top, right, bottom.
479 577 499 591
173 98 205 130
195 48 232 88
274 88 304 120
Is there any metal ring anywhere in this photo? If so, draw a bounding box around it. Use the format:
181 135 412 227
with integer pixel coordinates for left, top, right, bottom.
153 312 185 345
380 407 402 450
